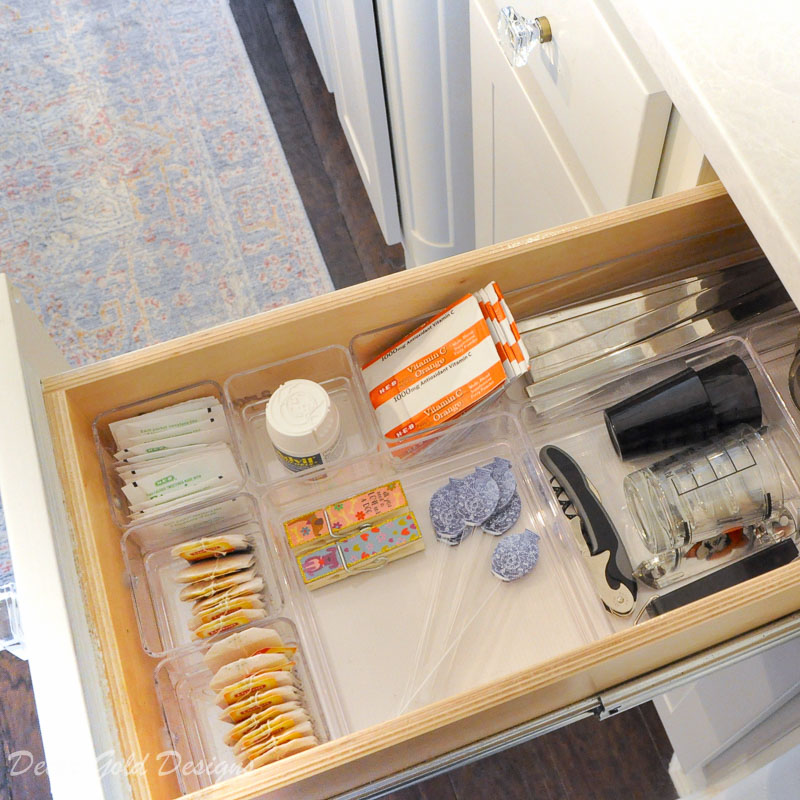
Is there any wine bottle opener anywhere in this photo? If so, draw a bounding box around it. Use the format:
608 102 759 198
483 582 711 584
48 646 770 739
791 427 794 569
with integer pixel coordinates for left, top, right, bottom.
539 445 637 616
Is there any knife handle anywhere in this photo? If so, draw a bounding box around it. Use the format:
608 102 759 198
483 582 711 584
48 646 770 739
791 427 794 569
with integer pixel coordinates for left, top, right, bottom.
540 445 637 612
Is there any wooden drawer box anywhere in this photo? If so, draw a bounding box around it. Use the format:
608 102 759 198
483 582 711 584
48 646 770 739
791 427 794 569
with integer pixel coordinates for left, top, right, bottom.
8 182 800 800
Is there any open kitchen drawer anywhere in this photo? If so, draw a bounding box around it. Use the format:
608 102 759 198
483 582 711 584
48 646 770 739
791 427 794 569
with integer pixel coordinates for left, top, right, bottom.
4 181 800 800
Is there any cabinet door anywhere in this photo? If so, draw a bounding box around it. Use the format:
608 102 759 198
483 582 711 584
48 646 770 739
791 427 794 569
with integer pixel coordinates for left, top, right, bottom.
294 0 335 92
471 0 600 247
0 276 120 798
655 637 800 775
325 0 402 245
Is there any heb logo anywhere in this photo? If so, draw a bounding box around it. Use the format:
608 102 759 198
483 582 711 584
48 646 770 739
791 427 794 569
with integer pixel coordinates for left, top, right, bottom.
155 475 175 487
378 379 398 395
394 422 416 438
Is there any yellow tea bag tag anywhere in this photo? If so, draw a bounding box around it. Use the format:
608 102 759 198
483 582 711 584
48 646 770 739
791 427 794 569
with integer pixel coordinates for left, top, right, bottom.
190 594 263 628
239 723 313 764
192 608 266 640
179 567 256 601
171 533 250 562
223 701 302 746
217 668 294 707
223 685 300 724
234 709 310 754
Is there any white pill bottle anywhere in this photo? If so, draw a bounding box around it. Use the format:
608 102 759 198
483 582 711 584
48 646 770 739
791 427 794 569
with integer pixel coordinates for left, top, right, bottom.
265 379 344 473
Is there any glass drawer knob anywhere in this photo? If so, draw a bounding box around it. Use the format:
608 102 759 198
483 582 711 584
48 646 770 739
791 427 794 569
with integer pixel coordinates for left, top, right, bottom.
497 6 552 67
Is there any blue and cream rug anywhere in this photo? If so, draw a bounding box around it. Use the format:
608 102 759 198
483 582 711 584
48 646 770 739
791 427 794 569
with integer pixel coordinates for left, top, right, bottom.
0 0 333 584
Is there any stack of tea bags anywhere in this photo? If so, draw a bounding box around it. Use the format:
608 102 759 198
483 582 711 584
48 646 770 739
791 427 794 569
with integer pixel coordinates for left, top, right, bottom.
172 531 268 639
110 396 243 521
204 628 319 769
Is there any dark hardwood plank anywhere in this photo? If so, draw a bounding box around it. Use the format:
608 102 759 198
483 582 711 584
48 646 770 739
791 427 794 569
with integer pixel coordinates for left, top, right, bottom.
383 705 675 800
381 773 458 800
448 736 559 800
541 710 677 800
261 0 406 280
0 652 51 800
229 0 369 289
638 702 676 772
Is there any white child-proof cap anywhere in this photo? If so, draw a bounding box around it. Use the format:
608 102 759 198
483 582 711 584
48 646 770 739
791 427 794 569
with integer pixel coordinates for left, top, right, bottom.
265 379 341 458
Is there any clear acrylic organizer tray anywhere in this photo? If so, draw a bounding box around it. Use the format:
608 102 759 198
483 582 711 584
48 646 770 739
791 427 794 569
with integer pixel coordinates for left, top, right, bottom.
262 411 601 729
223 345 380 488
348 305 515 461
122 494 286 657
93 380 245 529
155 617 332 794
519 334 800 628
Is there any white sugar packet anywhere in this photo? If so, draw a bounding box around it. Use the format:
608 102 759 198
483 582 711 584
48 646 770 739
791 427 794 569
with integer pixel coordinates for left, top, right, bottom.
109 396 220 438
130 481 243 520
121 448 242 507
116 415 227 449
114 443 209 468
113 425 230 459
115 442 232 482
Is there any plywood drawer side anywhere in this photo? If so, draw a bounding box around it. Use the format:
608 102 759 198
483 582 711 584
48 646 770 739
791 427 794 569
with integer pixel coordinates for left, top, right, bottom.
42 180 797 800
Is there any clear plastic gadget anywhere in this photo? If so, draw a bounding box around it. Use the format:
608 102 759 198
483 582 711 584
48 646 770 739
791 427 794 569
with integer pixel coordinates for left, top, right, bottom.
96 279 800 786
93 381 245 529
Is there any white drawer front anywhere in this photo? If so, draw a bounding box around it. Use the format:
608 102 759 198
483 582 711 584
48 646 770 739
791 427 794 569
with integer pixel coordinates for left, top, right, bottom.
485 0 671 209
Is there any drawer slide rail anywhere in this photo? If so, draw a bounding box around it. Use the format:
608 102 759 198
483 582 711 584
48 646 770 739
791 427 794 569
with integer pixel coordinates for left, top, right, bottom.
333 612 800 799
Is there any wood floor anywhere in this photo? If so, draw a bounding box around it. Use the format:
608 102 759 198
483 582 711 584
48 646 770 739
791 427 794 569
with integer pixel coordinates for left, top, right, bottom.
0 2 678 799
0 652 51 799
230 0 405 287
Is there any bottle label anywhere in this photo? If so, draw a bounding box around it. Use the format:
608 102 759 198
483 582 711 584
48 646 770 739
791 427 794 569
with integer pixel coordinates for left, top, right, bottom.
274 432 345 474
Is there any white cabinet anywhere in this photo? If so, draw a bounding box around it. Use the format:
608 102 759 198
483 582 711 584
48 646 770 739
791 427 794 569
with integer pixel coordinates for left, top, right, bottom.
320 0 402 245
293 0 335 92
471 0 599 247
470 0 672 247
294 0 683 259
376 0 476 267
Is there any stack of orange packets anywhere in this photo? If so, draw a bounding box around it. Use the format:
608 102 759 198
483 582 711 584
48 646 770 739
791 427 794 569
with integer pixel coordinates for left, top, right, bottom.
361 282 530 440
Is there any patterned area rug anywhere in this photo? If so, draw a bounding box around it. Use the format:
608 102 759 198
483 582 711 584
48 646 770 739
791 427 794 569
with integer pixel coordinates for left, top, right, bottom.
0 0 332 585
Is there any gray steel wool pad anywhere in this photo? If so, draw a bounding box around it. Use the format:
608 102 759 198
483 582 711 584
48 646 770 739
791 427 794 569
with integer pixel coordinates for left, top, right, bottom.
491 529 540 581
481 491 522 535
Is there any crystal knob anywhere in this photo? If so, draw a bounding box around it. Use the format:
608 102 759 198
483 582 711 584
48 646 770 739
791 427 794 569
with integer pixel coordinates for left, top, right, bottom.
497 6 552 67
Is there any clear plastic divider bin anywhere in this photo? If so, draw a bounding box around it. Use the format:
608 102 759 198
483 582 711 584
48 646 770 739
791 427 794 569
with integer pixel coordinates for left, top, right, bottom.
223 345 380 487
520 334 800 628
155 617 338 794
262 412 601 728
93 381 245 529
122 494 286 657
